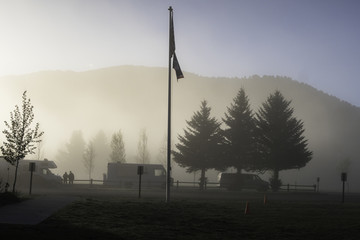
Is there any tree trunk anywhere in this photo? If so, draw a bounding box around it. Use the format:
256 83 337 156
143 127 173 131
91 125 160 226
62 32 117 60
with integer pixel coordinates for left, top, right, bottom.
273 169 279 181
199 169 206 190
271 169 281 192
12 159 20 193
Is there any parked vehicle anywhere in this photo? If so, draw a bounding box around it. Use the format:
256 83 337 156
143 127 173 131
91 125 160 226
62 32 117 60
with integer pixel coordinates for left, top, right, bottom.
219 173 269 191
104 162 167 188
0 158 62 190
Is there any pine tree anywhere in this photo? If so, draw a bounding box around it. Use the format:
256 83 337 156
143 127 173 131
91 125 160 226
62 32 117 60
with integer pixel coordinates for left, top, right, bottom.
1 91 44 192
223 88 257 173
56 130 85 178
92 130 110 177
255 90 312 190
173 100 224 190
110 130 126 163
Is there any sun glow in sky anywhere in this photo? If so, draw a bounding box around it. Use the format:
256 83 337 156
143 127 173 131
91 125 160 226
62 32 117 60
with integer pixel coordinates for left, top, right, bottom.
1 0 360 106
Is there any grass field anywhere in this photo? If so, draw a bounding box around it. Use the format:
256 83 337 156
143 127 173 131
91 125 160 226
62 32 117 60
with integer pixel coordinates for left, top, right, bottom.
1 192 360 239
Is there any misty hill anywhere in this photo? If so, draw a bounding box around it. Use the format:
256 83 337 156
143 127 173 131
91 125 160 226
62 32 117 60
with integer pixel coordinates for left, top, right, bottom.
1 66 359 191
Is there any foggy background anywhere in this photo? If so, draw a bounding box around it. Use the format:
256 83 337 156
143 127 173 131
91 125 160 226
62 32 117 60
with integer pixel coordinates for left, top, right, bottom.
1 66 359 192
0 1 360 191
0 1 360 106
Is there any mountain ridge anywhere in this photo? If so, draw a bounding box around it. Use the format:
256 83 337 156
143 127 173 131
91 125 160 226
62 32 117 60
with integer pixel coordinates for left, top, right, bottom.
0 65 359 191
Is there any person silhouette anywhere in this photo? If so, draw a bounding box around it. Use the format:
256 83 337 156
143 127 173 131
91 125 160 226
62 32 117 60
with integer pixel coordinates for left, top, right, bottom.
63 172 68 184
68 171 74 184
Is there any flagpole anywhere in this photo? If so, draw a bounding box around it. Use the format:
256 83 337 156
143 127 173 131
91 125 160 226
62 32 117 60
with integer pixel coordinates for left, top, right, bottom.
166 6 173 203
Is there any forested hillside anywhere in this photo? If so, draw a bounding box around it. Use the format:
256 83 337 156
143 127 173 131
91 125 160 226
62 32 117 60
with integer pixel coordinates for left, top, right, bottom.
1 66 359 191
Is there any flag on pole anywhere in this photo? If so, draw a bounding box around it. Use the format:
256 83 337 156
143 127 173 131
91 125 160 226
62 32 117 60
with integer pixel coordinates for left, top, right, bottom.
167 6 183 203
173 53 184 79
169 9 184 80
169 10 175 58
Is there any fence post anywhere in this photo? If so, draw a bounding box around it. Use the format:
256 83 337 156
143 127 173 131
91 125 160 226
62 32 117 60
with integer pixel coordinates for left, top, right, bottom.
316 177 320 192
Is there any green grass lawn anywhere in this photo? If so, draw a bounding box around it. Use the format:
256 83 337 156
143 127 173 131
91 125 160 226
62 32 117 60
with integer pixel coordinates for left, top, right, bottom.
2 197 359 240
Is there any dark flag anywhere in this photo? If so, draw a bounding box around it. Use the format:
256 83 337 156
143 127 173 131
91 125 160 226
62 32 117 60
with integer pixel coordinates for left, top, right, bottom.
173 53 184 80
169 8 183 80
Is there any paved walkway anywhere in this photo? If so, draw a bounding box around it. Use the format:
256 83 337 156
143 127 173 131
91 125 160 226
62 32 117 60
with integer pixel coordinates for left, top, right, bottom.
0 195 78 225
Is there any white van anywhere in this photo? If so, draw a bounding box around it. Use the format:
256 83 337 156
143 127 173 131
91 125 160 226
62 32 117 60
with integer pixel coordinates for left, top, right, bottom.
105 163 166 188
0 157 62 190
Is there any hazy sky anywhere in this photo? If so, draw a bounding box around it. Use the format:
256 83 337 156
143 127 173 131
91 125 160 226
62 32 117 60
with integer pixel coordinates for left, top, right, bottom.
1 0 360 106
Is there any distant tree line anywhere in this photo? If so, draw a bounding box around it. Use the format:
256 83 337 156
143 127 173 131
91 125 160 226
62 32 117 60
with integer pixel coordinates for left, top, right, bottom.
56 128 152 180
173 88 313 191
0 91 153 187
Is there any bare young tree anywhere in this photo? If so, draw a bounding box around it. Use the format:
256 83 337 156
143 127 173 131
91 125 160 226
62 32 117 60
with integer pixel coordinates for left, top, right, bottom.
156 134 167 167
34 134 45 160
137 128 150 164
1 91 44 192
83 141 96 180
110 130 126 163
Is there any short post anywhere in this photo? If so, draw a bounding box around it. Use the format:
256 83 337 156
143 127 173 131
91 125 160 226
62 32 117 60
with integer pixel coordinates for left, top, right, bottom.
176 180 179 189
316 177 320 192
138 166 144 199
90 179 93 185
29 162 36 195
287 184 290 192
341 172 347 203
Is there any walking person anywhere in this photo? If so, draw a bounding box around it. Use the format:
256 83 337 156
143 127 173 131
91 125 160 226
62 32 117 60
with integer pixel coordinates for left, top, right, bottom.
63 172 68 184
68 171 74 184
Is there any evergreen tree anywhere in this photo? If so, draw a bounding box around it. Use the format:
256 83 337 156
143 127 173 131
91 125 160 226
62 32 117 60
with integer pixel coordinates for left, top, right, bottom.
173 100 224 190
255 90 312 190
223 88 257 173
92 130 110 176
56 130 86 178
1 91 44 192
110 130 126 163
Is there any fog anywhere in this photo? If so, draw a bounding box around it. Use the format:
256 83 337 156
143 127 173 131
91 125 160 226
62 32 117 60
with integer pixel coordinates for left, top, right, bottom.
1 66 360 192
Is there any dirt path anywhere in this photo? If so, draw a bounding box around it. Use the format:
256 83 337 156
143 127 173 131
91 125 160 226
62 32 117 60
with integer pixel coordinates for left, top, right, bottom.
0 195 78 225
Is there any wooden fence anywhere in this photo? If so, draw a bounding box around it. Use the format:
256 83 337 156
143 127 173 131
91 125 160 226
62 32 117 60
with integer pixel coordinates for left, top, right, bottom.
67 179 317 192
174 180 317 192
174 181 219 189
71 179 104 185
280 184 317 192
